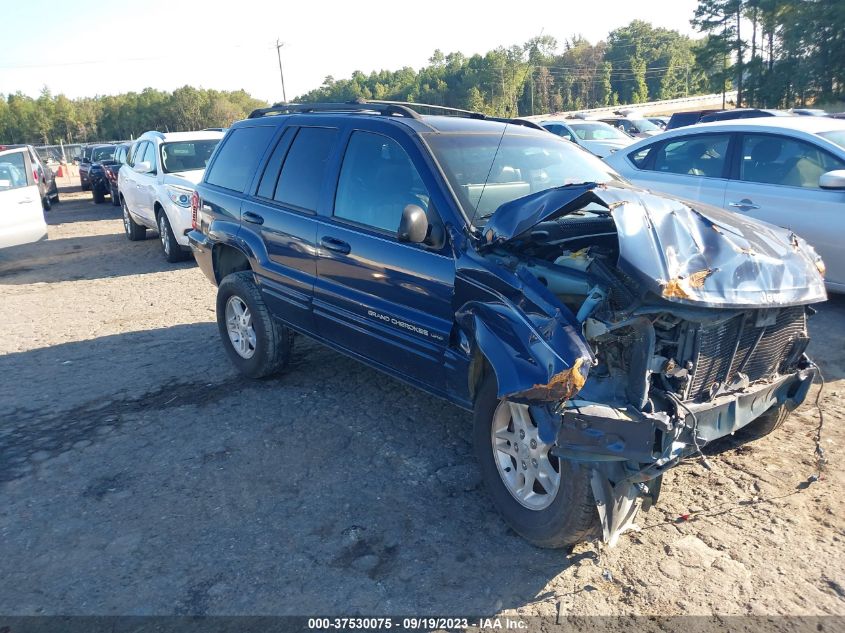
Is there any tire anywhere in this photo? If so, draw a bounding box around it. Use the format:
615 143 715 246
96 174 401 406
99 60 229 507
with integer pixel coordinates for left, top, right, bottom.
41 194 51 212
110 187 120 206
122 198 146 241
473 372 598 548
216 271 294 379
157 211 189 263
52 192 60 204
735 403 791 442
93 187 105 204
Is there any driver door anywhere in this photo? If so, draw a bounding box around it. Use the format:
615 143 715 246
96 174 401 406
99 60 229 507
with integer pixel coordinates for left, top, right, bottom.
0 147 47 248
313 127 455 391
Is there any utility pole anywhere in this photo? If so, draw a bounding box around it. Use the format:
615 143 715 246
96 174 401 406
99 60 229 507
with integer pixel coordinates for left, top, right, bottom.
275 39 288 104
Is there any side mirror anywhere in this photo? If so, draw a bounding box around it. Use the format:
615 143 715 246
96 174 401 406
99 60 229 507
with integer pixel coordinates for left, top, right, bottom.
819 170 845 190
81 156 91 164
134 161 152 174
397 204 428 243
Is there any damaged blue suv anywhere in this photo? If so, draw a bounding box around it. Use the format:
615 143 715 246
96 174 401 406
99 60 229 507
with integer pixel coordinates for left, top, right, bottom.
189 101 826 548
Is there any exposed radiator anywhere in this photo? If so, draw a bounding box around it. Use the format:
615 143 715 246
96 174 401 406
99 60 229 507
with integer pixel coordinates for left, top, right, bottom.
686 306 807 401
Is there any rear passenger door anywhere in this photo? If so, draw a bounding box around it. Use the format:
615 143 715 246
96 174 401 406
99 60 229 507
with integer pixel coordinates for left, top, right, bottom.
237 125 337 333
313 125 455 393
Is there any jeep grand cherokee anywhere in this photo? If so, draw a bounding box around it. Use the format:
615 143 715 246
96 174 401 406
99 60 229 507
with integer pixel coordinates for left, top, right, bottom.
188 101 825 548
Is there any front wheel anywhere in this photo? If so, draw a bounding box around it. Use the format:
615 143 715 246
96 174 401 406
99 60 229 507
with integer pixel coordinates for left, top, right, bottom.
93 187 105 204
157 211 189 263
216 271 294 379
735 403 791 441
473 372 598 548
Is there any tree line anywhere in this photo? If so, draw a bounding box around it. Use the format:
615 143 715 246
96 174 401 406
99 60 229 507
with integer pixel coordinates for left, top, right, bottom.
297 22 710 117
0 87 267 145
298 6 843 115
2 3 842 145
693 0 844 108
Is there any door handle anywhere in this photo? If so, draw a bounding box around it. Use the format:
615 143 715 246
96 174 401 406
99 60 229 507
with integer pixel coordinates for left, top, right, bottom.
242 211 264 225
728 199 760 211
320 236 351 255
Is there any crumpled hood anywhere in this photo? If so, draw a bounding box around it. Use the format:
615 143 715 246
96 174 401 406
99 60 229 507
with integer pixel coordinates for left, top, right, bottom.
163 169 204 187
482 182 827 308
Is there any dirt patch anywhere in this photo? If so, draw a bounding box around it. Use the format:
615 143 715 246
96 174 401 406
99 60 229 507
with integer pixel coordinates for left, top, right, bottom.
0 193 843 616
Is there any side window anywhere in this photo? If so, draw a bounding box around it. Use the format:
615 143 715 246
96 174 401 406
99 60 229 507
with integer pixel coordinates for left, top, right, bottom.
628 144 657 169
129 142 146 167
273 127 338 211
557 126 575 142
142 143 157 172
255 127 296 199
0 151 30 190
334 131 430 234
206 126 276 192
651 134 730 178
739 134 845 189
117 147 127 164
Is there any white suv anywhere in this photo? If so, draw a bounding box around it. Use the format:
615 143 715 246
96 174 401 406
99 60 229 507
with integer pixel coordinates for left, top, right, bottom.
118 130 224 262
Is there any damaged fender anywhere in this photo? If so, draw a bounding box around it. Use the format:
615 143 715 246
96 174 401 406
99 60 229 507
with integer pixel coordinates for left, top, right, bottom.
453 240 593 442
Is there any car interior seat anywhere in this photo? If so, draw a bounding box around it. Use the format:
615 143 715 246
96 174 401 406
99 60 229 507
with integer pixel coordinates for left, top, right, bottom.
744 138 782 183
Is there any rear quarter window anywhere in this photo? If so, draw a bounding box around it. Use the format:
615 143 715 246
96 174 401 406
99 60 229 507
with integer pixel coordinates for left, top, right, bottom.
206 126 277 193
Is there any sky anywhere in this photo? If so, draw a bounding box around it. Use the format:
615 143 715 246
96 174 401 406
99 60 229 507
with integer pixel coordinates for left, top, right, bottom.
1 0 700 103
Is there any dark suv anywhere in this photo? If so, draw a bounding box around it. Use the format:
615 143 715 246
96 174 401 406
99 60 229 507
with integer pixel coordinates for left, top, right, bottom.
190 101 825 548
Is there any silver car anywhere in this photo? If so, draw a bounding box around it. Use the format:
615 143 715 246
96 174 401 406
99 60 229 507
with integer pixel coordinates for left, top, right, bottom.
604 116 845 292
541 119 635 158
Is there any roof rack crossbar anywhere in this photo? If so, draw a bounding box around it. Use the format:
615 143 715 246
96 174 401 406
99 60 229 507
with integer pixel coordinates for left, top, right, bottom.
247 100 421 120
366 100 486 119
246 100 545 131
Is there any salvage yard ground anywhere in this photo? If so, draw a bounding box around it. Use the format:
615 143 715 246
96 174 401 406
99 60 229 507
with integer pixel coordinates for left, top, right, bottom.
1 189 844 616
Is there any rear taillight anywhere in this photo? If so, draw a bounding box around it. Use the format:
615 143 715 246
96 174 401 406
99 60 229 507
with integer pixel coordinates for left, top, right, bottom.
33 169 39 183
191 190 200 230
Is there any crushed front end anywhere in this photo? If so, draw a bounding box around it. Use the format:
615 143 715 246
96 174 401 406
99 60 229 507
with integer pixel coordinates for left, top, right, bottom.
471 183 826 544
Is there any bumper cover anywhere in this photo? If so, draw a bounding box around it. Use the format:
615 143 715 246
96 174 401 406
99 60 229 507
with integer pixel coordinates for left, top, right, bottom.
188 229 216 285
553 364 817 463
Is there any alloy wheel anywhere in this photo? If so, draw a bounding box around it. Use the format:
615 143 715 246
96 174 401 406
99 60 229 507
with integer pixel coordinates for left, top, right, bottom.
490 401 561 510
225 296 257 359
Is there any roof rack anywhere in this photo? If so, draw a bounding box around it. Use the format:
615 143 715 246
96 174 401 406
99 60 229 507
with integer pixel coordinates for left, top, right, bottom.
247 99 545 131
247 100 422 120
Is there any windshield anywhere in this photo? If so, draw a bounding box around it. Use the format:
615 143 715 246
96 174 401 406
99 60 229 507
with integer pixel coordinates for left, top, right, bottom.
426 127 620 225
629 118 660 132
161 139 220 173
570 122 629 141
819 130 845 152
92 146 115 162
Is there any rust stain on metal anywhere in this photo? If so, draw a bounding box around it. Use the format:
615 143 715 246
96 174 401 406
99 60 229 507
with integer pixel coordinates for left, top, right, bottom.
662 278 690 299
516 357 587 401
688 269 713 288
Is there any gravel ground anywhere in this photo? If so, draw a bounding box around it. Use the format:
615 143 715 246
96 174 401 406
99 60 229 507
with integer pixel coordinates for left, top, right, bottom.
1 190 843 617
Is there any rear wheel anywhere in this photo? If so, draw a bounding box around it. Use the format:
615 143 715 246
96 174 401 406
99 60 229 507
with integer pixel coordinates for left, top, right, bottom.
93 187 105 204
473 372 598 548
110 186 120 206
41 194 51 212
216 271 294 379
122 199 146 241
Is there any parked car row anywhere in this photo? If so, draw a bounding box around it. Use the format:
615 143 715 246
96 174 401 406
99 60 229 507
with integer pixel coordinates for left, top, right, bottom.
4 101 835 551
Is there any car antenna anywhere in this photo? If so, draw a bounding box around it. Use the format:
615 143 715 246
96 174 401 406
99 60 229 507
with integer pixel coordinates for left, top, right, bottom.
474 123 509 226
